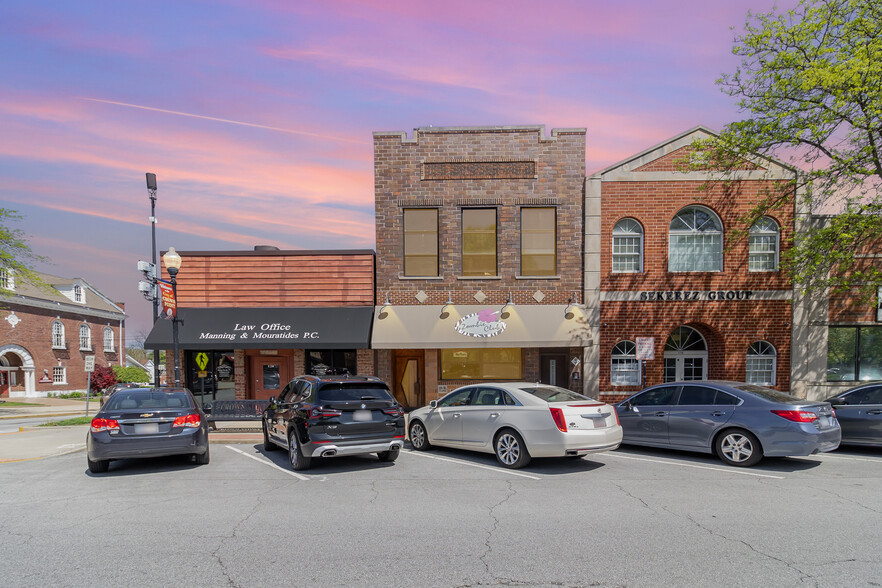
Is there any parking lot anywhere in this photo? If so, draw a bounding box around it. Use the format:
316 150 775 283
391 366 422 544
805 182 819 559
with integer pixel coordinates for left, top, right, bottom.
1 442 880 587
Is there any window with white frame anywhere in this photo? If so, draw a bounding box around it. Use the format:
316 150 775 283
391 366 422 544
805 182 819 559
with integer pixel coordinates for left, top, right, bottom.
746 341 777 385
74 284 83 302
79 324 91 350
53 366 66 384
668 206 723 272
611 340 641 386
612 218 643 273
749 217 780 271
0 268 13 290
103 327 114 352
51 320 65 348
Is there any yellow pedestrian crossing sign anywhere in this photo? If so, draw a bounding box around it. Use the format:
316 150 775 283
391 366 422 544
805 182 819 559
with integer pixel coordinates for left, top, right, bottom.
195 352 210 371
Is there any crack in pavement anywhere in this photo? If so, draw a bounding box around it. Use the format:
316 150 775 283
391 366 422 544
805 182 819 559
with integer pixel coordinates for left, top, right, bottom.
480 480 516 576
612 481 655 512
368 480 379 504
803 484 882 515
670 507 818 587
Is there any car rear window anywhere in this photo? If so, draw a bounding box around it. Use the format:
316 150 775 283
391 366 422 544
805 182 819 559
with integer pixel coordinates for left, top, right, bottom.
516 385 592 403
317 384 394 402
104 391 194 410
734 384 801 403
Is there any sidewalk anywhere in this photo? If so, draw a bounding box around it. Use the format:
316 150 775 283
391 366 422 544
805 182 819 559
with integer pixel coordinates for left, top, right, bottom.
0 398 262 463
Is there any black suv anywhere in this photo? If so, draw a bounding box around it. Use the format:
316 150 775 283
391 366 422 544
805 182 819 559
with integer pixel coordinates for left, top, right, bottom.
262 375 405 471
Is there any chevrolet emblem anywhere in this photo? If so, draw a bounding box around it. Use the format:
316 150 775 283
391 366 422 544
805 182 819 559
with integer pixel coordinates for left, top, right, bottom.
140 413 154 418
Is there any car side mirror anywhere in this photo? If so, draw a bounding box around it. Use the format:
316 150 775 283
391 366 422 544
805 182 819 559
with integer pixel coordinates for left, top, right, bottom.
831 399 847 406
429 400 438 409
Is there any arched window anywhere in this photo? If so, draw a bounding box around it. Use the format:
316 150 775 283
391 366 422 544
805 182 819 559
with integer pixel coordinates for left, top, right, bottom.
612 218 643 273
51 320 65 348
79 324 91 351
669 206 723 272
103 327 114 352
611 341 640 386
664 326 708 382
746 341 777 385
749 217 779 272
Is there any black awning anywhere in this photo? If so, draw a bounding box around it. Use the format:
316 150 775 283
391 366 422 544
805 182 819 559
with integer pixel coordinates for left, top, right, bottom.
144 307 373 350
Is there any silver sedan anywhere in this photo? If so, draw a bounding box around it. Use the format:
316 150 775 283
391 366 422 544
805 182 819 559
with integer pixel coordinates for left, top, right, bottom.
615 381 841 467
407 383 623 469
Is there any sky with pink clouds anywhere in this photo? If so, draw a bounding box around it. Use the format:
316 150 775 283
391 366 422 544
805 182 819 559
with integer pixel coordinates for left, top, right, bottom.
0 0 798 342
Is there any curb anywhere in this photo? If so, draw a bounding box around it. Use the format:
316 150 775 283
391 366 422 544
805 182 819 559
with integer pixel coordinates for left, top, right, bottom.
0 412 97 421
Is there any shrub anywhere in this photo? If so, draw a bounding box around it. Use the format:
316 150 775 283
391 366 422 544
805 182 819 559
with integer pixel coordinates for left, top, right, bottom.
113 365 149 384
90 365 117 393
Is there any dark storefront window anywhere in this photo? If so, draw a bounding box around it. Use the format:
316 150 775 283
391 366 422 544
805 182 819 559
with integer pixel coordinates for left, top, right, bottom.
185 350 236 400
828 327 882 382
306 350 357 376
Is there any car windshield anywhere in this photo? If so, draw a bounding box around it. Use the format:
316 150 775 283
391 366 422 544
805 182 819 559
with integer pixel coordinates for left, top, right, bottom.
317 384 394 402
734 384 802 403
516 385 593 403
104 391 194 410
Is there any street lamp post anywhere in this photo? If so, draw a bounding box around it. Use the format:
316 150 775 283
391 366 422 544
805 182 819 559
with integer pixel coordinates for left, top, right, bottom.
162 247 183 387
146 173 160 386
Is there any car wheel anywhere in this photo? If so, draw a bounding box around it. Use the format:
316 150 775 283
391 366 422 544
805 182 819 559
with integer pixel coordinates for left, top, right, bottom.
378 446 400 462
263 422 279 452
87 457 109 474
409 421 432 451
716 428 763 467
494 429 531 469
288 431 311 471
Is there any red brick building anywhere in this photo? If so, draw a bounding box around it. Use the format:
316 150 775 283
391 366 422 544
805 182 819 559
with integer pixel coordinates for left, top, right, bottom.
145 248 376 401
0 271 126 397
371 126 591 409
589 127 796 402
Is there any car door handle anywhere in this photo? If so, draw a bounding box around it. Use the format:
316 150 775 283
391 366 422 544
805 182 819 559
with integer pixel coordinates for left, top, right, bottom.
453 413 461 418
654 411 667 417
711 411 726 417
489 413 499 418
867 409 882 415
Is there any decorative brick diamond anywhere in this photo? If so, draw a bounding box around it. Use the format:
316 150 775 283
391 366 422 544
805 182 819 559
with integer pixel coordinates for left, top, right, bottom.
473 290 487 303
415 290 428 303
533 290 545 303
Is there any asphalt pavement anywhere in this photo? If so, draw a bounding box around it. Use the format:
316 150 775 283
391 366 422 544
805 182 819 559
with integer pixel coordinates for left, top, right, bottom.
0 397 261 463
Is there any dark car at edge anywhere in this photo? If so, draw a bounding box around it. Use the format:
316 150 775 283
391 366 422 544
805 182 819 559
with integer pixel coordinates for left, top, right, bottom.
262 375 405 471
825 382 882 447
86 387 210 473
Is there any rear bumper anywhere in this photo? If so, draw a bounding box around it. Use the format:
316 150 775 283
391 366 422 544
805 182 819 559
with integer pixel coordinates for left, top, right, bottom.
87 428 209 461
759 424 841 457
527 426 624 458
305 439 404 458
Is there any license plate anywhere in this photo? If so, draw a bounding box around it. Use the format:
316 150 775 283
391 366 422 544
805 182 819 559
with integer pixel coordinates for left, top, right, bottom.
353 410 371 422
134 423 159 435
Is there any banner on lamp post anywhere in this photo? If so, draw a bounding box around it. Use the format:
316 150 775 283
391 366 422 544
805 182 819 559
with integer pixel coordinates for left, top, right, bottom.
158 280 176 319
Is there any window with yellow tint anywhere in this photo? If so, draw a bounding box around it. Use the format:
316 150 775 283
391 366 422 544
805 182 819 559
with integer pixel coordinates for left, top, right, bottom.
521 207 556 276
462 208 497 276
403 209 438 277
441 348 522 380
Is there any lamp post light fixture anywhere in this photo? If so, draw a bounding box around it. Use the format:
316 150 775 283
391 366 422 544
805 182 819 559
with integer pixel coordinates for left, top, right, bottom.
162 247 183 387
439 292 453 319
500 294 515 319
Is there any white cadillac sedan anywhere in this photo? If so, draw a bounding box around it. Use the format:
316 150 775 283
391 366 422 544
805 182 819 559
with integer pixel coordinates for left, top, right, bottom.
407 383 623 468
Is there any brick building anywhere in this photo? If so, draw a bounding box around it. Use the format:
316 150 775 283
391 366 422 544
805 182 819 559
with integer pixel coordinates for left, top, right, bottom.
371 126 592 409
144 248 376 401
589 127 796 402
0 270 126 397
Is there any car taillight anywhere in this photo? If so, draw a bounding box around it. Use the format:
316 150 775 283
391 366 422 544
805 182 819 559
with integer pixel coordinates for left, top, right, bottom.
771 410 818 423
90 418 120 433
309 407 343 419
173 413 202 428
382 406 404 417
549 407 567 432
612 408 620 427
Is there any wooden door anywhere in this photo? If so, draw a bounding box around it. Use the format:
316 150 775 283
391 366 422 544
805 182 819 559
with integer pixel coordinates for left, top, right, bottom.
392 350 424 410
249 357 289 400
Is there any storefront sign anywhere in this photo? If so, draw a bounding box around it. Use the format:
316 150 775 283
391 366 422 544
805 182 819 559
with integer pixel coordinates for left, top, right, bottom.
455 309 507 338
639 290 754 302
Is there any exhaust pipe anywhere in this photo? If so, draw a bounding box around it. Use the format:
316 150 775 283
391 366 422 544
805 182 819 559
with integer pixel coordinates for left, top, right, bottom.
322 449 337 457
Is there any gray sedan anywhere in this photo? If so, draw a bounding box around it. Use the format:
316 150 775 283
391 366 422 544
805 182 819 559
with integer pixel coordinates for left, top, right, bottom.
615 381 840 467
825 383 882 447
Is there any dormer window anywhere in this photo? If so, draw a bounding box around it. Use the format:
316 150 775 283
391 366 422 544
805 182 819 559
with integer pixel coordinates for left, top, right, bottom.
0 269 13 290
74 284 83 303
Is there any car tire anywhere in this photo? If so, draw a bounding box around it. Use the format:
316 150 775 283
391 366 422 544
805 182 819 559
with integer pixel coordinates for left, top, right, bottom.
409 421 432 451
263 422 279 452
288 431 311 471
87 457 109 474
494 429 531 469
195 445 210 465
715 428 763 467
377 446 400 462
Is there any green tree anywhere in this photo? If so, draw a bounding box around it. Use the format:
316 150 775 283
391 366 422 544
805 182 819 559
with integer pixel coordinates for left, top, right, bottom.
701 0 882 294
113 365 149 383
0 208 46 295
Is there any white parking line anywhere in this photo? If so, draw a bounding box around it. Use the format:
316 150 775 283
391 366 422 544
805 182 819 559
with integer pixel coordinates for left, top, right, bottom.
225 445 309 480
605 453 785 479
402 449 542 480
818 454 882 464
